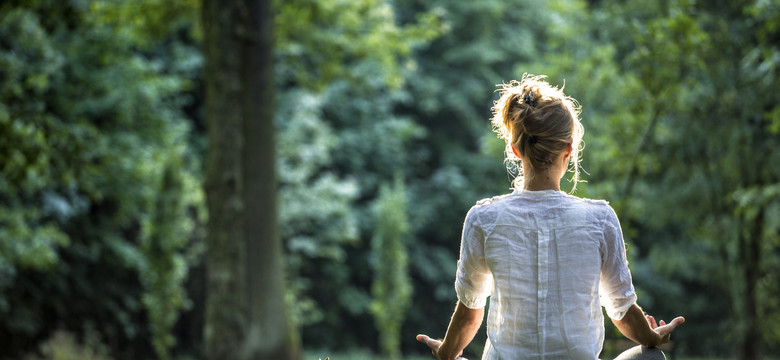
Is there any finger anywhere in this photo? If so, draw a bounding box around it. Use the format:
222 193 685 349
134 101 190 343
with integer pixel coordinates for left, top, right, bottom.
668 316 685 328
417 334 435 348
658 316 685 328
417 334 442 350
647 315 658 329
654 316 686 336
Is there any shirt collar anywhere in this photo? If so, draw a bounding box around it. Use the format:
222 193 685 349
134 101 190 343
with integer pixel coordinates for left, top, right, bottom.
513 188 565 197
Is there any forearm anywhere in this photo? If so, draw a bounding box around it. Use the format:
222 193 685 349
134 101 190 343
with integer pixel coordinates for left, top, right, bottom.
437 301 484 360
611 303 662 347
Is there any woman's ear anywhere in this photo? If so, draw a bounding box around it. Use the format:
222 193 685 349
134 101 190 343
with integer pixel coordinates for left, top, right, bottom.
511 144 521 158
565 142 573 158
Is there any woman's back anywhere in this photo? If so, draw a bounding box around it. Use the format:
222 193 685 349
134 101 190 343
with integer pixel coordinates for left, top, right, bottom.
459 189 635 359
417 75 683 360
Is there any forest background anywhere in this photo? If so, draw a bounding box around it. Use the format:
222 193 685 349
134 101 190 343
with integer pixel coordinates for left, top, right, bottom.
1 0 779 359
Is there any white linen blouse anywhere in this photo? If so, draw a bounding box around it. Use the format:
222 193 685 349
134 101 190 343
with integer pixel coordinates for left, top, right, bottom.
455 189 637 360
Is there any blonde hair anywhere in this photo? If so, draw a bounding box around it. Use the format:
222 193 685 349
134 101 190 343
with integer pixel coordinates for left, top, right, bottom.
491 74 584 192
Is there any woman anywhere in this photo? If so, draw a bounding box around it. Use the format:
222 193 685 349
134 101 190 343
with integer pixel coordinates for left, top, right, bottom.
416 75 684 360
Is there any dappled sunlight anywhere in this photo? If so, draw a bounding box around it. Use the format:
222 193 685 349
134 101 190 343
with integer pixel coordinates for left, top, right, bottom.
1 0 778 359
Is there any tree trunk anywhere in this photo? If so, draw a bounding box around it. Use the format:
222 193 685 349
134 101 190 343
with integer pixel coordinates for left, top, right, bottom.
203 0 245 357
241 0 301 359
203 0 299 359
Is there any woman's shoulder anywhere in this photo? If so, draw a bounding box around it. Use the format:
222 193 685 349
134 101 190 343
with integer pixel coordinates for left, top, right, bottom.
562 194 621 222
465 193 513 220
474 193 513 207
563 193 611 207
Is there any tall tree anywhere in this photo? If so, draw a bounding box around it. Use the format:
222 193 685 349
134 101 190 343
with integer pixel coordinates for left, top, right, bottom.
202 0 299 359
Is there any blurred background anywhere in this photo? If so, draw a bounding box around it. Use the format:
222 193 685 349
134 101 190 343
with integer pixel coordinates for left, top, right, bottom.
1 0 779 359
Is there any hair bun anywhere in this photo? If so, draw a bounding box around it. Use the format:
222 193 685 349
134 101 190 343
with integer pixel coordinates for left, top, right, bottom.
490 73 585 192
523 94 535 106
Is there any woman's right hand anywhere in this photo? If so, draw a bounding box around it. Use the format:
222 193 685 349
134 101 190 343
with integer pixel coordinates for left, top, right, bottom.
611 304 685 347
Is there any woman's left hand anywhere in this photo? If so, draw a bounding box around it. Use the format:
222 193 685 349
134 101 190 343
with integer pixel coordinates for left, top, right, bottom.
416 334 466 360
416 334 443 358
417 302 481 359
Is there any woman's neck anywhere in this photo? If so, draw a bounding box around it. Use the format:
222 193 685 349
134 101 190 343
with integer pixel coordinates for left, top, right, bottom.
523 171 561 191
521 157 567 191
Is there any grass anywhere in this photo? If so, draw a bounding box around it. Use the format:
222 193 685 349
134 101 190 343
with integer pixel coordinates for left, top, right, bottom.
304 350 749 360
305 349 429 360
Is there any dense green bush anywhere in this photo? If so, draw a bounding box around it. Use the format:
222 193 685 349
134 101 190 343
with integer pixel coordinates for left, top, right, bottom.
0 1 202 359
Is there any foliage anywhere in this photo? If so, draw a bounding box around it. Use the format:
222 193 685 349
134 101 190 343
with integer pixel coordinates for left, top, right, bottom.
89 0 201 47
24 330 114 360
289 73 429 350
0 1 202 359
277 89 360 327
272 0 440 352
140 156 199 360
2 0 778 358
370 175 413 359
274 0 441 90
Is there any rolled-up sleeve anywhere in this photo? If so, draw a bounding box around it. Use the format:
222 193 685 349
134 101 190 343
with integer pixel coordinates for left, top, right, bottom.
598 206 637 320
455 206 493 309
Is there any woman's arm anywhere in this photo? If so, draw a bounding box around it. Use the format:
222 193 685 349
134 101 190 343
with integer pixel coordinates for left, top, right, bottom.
416 301 484 360
611 303 685 347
